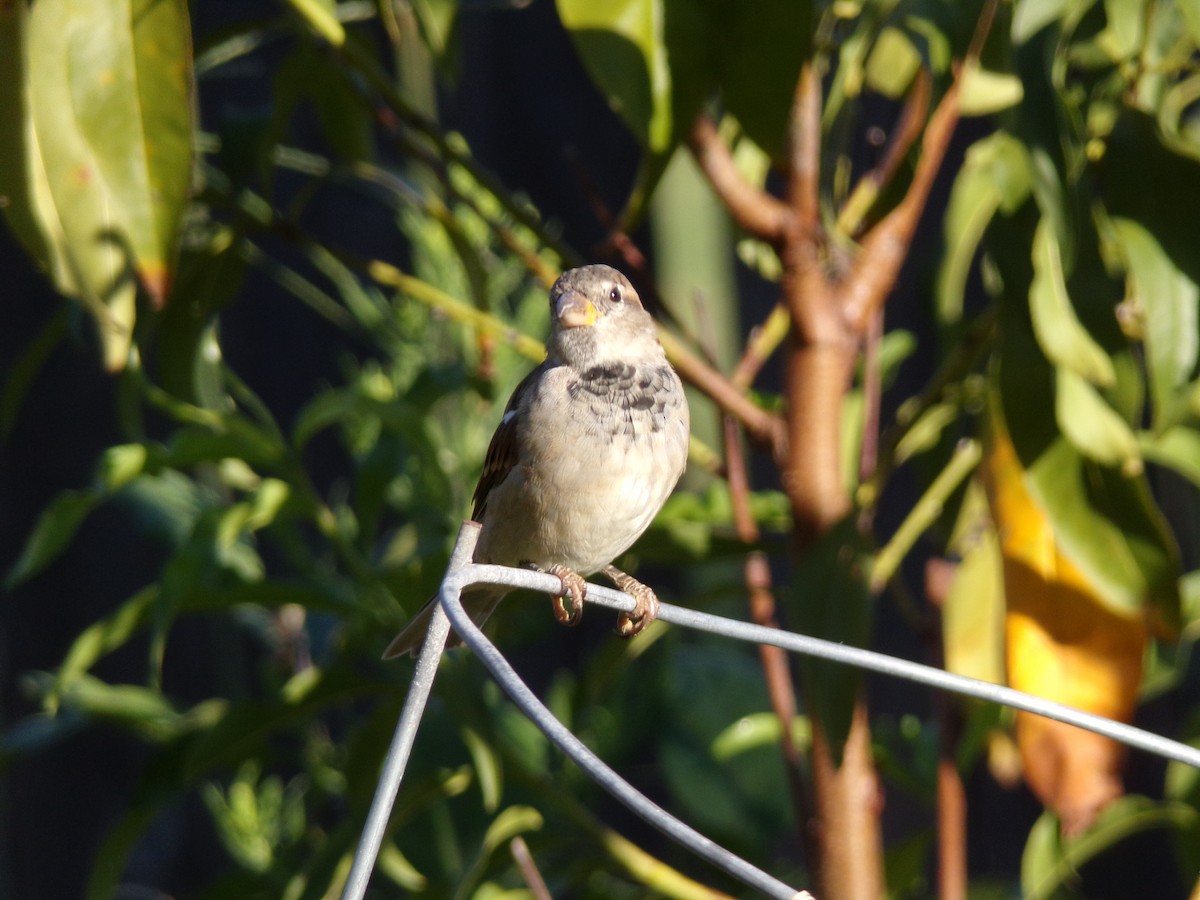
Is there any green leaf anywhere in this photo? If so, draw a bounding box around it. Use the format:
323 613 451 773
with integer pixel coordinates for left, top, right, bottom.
51 585 159 710
555 0 694 155
1055 366 1142 473
959 67 1025 116
7 0 194 367
461 727 502 814
937 131 1033 322
1109 217 1200 429
865 27 921 99
713 0 808 160
0 0 59 284
710 712 811 762
61 0 194 306
1030 219 1117 387
555 0 808 162
5 490 102 588
1021 798 1198 900
1012 0 1073 44
1140 426 1200 489
1024 436 1179 626
995 221 1182 628
943 483 1006 685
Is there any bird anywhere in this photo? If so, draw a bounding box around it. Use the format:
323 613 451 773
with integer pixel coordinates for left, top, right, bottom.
383 264 690 659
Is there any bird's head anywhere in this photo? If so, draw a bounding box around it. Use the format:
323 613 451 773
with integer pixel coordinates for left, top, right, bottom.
547 265 664 369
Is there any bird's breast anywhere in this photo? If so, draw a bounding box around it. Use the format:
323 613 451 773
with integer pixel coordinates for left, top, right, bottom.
476 363 688 575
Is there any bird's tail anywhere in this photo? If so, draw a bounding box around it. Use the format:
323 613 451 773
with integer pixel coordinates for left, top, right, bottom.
382 586 507 659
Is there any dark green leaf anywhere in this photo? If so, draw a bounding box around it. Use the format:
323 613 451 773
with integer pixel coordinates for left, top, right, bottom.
792 517 873 761
5 490 101 588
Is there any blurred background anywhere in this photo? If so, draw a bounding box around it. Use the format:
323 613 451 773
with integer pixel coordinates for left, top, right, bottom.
3 1 1200 897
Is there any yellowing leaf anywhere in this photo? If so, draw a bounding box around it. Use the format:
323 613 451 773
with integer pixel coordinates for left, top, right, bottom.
984 426 1146 835
2 0 194 369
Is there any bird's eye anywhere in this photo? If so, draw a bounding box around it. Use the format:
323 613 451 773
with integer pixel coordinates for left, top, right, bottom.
609 286 623 303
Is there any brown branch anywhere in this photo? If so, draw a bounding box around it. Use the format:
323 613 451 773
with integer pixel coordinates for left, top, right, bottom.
687 115 792 243
835 69 932 239
841 0 1000 334
658 328 786 453
730 303 790 392
840 74 962 333
510 836 552 900
724 414 815 861
926 558 967 900
789 62 823 244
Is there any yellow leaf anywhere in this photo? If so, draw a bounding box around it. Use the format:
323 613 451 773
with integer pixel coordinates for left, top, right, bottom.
984 426 1146 835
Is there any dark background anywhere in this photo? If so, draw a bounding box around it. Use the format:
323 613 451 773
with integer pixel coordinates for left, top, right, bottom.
1 2 1195 897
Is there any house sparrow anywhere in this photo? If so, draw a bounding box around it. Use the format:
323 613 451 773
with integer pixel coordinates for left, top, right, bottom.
383 264 690 659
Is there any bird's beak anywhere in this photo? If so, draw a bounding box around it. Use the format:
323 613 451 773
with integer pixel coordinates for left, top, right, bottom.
555 290 596 328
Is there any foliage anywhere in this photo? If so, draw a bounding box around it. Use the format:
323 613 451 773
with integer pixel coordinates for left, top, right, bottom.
2 0 1200 897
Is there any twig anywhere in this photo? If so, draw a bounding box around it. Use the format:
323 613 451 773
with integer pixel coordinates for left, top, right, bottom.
367 260 547 361
657 329 786 453
842 0 1001 333
925 559 967 900
730 304 791 392
867 303 997 503
834 70 932 239
724 415 813 856
869 439 981 593
687 114 791 243
510 836 552 900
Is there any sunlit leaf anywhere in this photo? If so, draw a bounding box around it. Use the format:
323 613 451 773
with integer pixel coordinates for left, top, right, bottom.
1029 220 1116 388
1140 426 1200 489
937 131 1033 321
865 27 921 99
7 0 195 369
555 0 697 155
710 712 810 761
1109 217 1200 430
942 482 1006 685
1055 366 1142 473
959 68 1025 116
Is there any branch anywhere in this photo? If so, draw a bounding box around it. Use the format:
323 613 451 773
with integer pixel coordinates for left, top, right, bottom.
368 260 547 361
657 328 785 453
788 62 823 242
730 304 790 392
687 115 791 243
835 69 932 239
724 415 813 859
841 0 1000 333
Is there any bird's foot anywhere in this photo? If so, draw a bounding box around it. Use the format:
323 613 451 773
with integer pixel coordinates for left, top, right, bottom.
603 565 660 637
545 564 587 626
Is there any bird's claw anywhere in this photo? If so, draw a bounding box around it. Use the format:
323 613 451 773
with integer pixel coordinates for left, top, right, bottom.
546 564 586 626
603 565 659 637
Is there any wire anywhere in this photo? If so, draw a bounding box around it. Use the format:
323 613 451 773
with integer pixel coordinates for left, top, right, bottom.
339 523 474 900
344 532 1200 898
440 563 812 899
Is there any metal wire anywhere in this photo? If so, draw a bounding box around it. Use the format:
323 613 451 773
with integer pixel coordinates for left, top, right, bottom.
340 522 473 900
439 563 812 899
344 528 1200 897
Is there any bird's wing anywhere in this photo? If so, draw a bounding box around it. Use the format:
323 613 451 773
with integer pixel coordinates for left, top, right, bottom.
471 362 546 520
